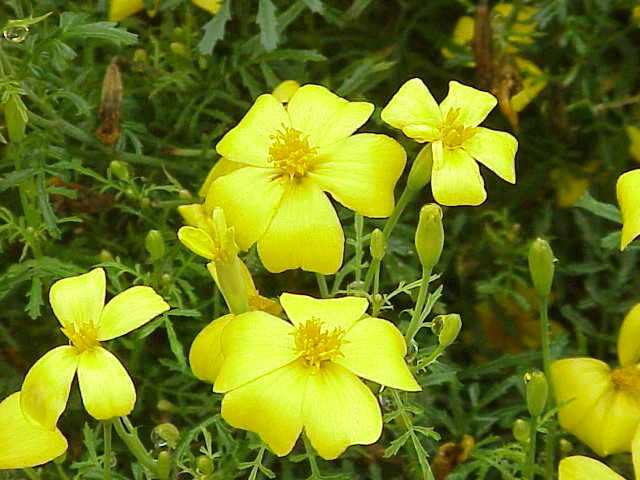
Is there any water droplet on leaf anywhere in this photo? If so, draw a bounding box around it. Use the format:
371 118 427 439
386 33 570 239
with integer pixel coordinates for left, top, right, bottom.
3 26 29 43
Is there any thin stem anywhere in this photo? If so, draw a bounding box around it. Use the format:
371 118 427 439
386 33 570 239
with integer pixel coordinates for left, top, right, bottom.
525 416 538 480
303 434 322 478
103 420 112 480
316 273 329 298
382 186 415 240
363 257 380 292
353 213 364 283
54 462 71 480
113 417 158 475
415 344 446 371
539 295 556 478
21 468 39 480
405 266 433 345
247 445 267 480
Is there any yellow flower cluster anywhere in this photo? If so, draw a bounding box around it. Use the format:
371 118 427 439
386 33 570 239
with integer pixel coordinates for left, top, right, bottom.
109 0 220 22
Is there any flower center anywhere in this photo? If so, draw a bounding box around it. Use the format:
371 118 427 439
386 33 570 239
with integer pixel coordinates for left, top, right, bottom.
611 365 640 396
292 318 345 372
440 108 477 149
61 322 100 352
268 125 316 179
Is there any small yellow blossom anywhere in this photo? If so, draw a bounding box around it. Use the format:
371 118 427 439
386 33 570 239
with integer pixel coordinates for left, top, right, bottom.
0 392 67 469
617 169 640 250
109 0 220 22
550 161 599 208
205 84 406 274
20 268 169 430
272 80 300 103
551 303 640 457
381 78 518 206
192 293 420 459
627 126 640 163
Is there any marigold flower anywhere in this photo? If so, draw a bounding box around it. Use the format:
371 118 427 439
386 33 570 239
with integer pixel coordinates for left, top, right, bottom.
0 392 67 469
205 84 406 274
20 268 169 430
381 78 517 206
193 293 420 459
617 169 640 250
551 303 640 457
109 0 220 22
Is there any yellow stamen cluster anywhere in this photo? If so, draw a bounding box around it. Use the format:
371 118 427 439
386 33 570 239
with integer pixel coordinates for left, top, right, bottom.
268 125 317 178
61 322 100 352
611 365 640 396
440 108 477 149
293 318 345 372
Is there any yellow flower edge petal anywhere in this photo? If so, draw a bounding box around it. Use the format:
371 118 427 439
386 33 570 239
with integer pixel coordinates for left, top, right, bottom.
618 303 640 367
109 0 145 22
272 80 300 103
214 311 298 392
198 158 245 198
617 169 640 250
431 141 487 206
439 81 497 127
178 226 217 260
77 347 136 420
49 267 105 331
511 58 548 113
189 314 235 383
21 345 79 430
337 317 420 391
280 293 368 331
380 78 442 131
98 285 169 340
191 0 221 14
559 456 625 480
303 363 382 460
311 133 407 218
257 179 344 275
221 360 308 456
0 392 68 469
462 127 517 184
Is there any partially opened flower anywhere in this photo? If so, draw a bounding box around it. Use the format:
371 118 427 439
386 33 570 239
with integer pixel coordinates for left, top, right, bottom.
200 293 420 459
0 392 67 469
381 79 518 206
552 303 640 456
618 169 640 250
20 268 169 430
205 84 406 274
109 0 220 22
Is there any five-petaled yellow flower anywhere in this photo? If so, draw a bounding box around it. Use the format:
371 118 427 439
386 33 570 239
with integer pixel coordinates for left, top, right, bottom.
551 303 640 457
204 84 406 274
20 268 170 430
192 293 420 459
109 0 220 22
617 169 640 250
381 78 518 206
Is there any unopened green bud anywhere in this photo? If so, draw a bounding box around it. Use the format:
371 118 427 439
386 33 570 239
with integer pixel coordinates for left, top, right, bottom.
432 314 462 347
156 399 175 412
4 94 28 142
151 423 180 449
108 160 130 182
170 42 188 56
145 230 166 260
208 260 249 315
415 204 444 270
528 238 555 297
369 228 386 261
98 249 114 262
197 455 214 474
512 418 530 444
407 145 433 192
156 451 171 479
133 48 148 64
346 280 366 297
524 371 548 417
559 438 573 457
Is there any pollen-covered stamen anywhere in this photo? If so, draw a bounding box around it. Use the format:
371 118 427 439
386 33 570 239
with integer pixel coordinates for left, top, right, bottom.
611 365 640 396
268 125 317 178
61 322 100 352
440 107 477 149
292 317 345 372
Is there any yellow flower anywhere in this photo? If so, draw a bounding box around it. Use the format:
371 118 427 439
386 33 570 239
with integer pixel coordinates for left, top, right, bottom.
0 392 67 469
627 126 640 163
618 169 640 250
20 268 169 430
381 78 518 206
109 0 221 22
205 84 406 274
196 293 420 459
551 303 640 457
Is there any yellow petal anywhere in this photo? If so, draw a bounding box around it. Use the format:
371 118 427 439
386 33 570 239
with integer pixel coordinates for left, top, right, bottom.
380 78 443 131
272 80 300 103
214 311 297 392
189 314 234 383
452 15 474 47
108 0 144 22
634 423 640 478
402 123 441 143
286 84 373 147
198 158 245 198
257 179 344 274
431 141 487 206
618 304 640 367
511 58 547 112
310 133 406 217
559 456 624 480
178 203 208 228
178 226 217 260
216 94 289 167
627 126 640 163
303 363 382 460
49 268 105 331
617 169 640 250
77 347 136 420
439 81 497 127
205 166 285 250
0 392 68 469
221 359 308 456
191 0 221 14
98 286 169 340
463 127 517 184
551 358 611 431
280 293 368 331
21 345 79 430
337 317 420 391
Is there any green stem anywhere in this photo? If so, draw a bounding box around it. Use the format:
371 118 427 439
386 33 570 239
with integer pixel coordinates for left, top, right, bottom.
113 417 158 475
382 186 415 240
405 266 433 345
525 416 538 480
363 257 380 292
303 434 322 478
316 273 329 298
415 344 445 371
353 213 364 283
247 445 267 480
539 295 556 478
22 468 39 480
103 421 112 480
54 462 70 480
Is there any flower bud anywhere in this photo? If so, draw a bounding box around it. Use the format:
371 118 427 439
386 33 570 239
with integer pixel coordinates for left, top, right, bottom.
108 160 131 182
432 314 462 347
151 423 180 449
98 249 114 262
4 94 27 142
156 399 175 412
346 280 366 297
415 204 444 270
369 228 386 261
197 455 214 474
170 42 188 56
407 145 433 192
156 451 171 479
512 418 530 444
208 259 249 315
528 238 555 297
272 80 300 103
524 371 548 417
559 438 573 458
145 230 166 260
133 49 148 64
